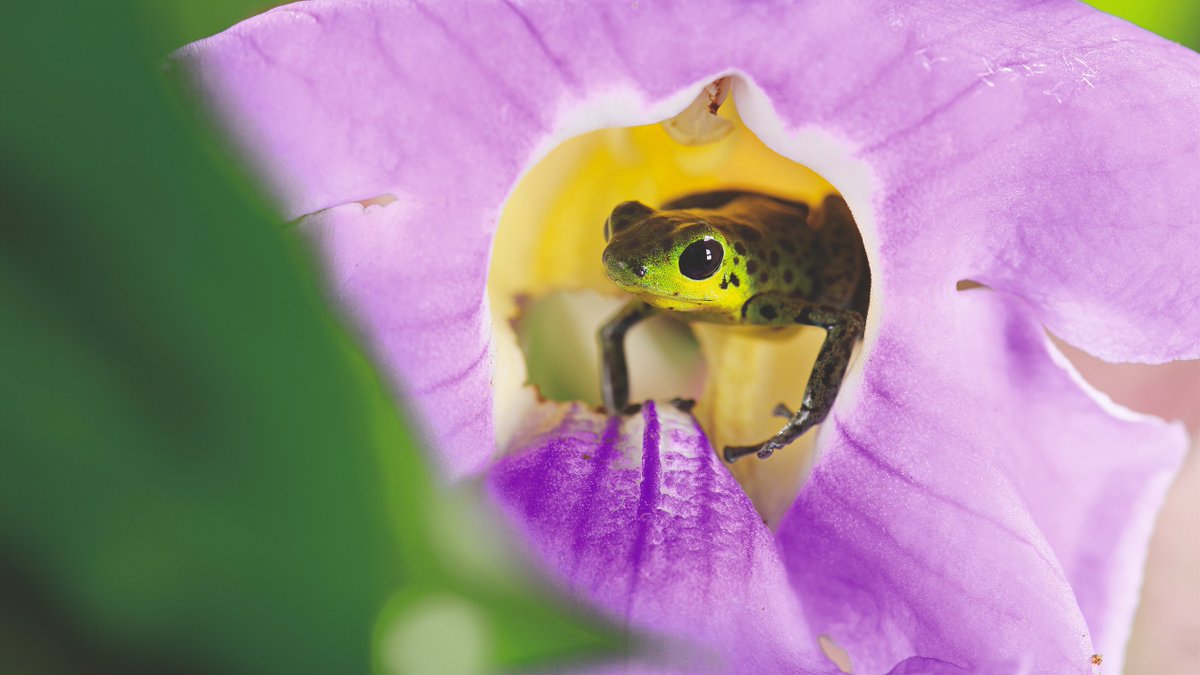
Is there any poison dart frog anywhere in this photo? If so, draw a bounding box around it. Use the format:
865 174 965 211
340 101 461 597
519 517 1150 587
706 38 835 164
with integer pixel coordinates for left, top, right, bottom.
599 189 870 462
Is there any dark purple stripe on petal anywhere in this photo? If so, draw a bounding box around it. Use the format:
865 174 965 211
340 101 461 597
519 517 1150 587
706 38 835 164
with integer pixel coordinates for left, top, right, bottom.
411 343 489 396
624 401 662 617
498 0 582 90
568 414 623 575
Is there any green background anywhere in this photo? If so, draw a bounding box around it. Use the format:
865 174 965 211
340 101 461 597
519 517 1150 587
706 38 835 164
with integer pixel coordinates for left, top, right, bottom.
1 2 1195 673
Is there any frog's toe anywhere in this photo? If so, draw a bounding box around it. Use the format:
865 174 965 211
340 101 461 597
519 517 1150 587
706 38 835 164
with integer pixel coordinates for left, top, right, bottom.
756 442 781 460
723 444 753 463
669 397 697 413
723 442 776 463
772 403 793 419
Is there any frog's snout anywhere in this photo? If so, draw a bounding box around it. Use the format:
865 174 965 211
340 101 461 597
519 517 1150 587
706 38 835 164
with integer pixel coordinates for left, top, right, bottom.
602 247 648 286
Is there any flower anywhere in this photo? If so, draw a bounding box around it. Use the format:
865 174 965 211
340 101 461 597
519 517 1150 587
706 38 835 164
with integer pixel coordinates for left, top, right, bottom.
175 1 1200 671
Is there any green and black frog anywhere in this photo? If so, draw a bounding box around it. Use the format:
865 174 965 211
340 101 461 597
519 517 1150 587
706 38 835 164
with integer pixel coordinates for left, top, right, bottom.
599 189 870 462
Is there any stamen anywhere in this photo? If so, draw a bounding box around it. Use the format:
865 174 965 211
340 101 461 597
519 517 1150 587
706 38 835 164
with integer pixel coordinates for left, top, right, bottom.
661 77 734 146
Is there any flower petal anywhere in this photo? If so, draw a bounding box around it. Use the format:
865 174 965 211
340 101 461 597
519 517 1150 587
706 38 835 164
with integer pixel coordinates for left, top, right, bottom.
177 1 1200 362
918 13 1200 364
177 0 1200 665
297 200 494 478
777 289 1186 673
487 400 832 672
178 0 1199 466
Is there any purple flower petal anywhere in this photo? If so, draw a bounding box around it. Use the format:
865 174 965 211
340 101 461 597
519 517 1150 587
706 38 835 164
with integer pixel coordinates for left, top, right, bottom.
175 0 1200 667
778 289 1186 673
176 0 1200 467
488 400 833 672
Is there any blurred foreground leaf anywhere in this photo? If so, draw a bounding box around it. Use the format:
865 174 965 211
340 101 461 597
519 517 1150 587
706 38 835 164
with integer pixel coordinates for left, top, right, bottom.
1085 0 1200 50
0 4 616 674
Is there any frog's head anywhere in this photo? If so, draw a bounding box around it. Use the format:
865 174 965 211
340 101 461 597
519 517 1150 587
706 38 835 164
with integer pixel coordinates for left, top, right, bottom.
601 201 748 313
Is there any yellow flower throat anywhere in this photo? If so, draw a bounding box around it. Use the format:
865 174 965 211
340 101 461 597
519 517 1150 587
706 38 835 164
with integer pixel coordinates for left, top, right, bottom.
489 91 846 525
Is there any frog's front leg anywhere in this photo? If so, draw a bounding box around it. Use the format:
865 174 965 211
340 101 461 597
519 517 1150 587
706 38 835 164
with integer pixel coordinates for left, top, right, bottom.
723 296 864 463
599 299 656 413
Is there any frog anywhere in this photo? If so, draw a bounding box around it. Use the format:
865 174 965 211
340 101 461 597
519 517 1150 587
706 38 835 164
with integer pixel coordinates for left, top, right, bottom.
598 189 870 463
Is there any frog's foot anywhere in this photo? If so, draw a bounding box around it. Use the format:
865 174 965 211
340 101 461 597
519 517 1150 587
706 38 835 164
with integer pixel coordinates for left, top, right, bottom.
722 403 800 461
722 440 783 463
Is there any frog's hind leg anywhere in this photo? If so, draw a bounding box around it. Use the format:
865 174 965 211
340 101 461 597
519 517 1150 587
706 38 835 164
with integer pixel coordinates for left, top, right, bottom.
723 295 864 463
598 299 656 413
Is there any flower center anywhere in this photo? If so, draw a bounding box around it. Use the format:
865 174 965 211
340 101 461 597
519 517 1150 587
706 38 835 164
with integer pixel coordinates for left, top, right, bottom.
488 80 868 524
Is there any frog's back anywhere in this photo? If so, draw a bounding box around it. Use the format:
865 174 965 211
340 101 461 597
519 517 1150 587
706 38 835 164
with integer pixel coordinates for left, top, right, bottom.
663 190 868 319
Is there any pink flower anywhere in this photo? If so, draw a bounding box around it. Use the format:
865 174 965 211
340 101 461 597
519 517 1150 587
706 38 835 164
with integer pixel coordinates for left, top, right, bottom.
176 1 1200 671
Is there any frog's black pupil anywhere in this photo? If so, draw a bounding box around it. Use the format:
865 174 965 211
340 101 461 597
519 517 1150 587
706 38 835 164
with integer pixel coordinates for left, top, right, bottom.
678 239 724 280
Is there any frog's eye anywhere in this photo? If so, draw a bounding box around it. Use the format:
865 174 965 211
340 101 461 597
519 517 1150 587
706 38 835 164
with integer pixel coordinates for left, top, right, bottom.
605 201 655 241
678 238 724 280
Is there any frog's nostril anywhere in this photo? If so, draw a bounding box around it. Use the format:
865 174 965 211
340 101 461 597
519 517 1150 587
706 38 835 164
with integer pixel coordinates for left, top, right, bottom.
635 265 648 278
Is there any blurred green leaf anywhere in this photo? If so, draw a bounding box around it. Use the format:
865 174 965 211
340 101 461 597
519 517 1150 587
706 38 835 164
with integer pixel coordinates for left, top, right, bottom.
138 0 285 56
1085 0 1200 49
0 4 615 674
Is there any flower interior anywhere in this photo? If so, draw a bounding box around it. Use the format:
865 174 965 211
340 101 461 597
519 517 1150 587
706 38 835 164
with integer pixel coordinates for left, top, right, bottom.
488 82 866 524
